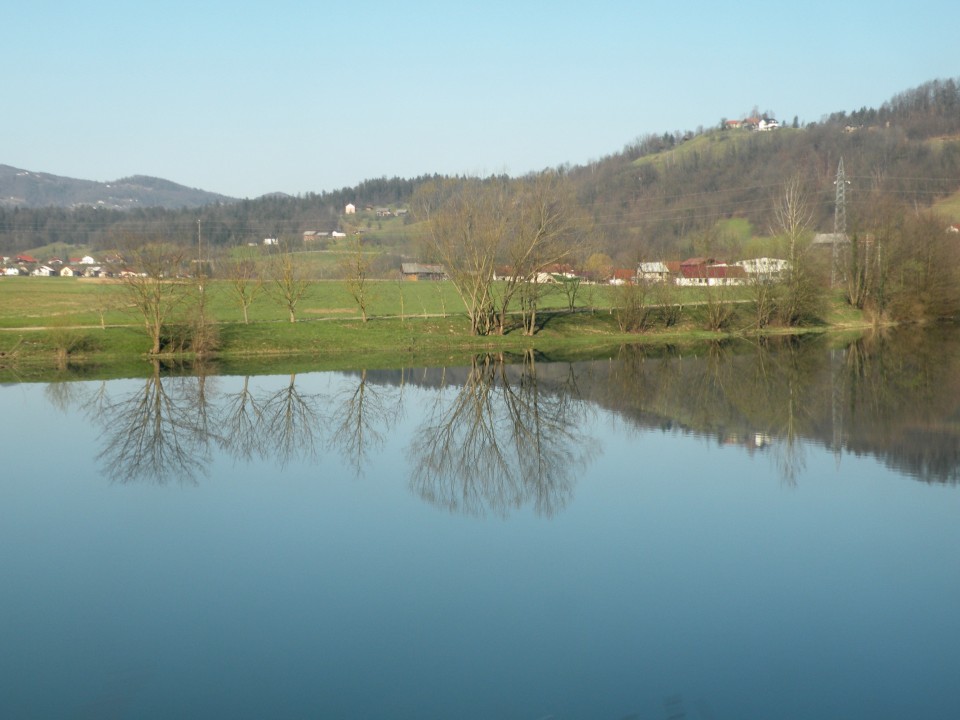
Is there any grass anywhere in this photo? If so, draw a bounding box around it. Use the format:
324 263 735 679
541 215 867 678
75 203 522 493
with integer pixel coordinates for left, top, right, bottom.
933 188 960 223
0 275 613 328
0 275 873 379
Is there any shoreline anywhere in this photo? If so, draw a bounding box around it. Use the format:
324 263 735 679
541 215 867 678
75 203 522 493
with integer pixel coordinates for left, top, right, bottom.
0 306 882 383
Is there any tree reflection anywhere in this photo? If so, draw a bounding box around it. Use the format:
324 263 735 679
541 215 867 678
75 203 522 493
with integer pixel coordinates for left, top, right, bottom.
218 375 267 463
409 351 592 517
44 377 86 414
94 362 217 484
327 369 403 477
258 373 322 467
839 327 960 484
49 326 960 494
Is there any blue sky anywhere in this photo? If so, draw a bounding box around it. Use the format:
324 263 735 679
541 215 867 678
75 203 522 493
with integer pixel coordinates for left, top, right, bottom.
5 0 955 199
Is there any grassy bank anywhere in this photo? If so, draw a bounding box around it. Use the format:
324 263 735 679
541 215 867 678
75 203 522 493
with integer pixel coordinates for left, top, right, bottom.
0 276 872 379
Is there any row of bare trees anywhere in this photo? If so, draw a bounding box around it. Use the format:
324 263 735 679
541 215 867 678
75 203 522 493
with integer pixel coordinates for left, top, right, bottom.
113 238 318 356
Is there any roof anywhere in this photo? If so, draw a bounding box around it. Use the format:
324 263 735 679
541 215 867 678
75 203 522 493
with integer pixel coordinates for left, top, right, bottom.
401 262 445 275
813 233 847 245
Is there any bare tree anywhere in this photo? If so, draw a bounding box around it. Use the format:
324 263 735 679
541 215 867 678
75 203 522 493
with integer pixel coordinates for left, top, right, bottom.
702 282 735 331
772 176 825 326
117 241 192 355
884 209 960 320
414 177 506 335
493 173 584 335
339 234 376 322
226 255 264 324
558 274 582 311
93 283 120 330
269 245 310 323
414 173 584 336
745 268 777 330
613 280 654 332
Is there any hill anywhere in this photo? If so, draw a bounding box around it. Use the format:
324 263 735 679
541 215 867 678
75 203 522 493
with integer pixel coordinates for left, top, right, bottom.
0 165 237 210
2 78 959 261
567 78 960 262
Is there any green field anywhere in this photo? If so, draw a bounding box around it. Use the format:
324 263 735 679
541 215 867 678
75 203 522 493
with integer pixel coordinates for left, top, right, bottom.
0 275 603 328
0 275 870 379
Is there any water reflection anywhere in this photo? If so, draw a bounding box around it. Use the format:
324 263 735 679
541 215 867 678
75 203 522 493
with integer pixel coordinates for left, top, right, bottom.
95 361 218 485
328 368 403 477
409 351 592 517
43 326 960 501
257 373 323 467
591 328 960 485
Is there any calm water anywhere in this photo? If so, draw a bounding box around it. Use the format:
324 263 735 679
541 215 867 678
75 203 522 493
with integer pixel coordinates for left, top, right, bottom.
2 330 959 719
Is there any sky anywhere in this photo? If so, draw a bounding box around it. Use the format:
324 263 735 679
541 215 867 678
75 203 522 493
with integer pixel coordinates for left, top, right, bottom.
5 0 956 199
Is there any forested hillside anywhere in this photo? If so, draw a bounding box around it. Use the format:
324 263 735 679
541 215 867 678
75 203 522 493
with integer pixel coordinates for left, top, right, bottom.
2 78 958 261
572 78 960 262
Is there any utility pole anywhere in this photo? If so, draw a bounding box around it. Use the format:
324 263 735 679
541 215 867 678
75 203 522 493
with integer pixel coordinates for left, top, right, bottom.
197 219 204 294
832 157 848 287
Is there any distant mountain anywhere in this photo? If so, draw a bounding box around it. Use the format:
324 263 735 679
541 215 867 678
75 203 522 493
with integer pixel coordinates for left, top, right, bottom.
0 165 237 209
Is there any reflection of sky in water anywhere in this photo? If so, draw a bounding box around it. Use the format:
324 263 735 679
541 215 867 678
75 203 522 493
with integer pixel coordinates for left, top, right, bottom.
1 370 959 719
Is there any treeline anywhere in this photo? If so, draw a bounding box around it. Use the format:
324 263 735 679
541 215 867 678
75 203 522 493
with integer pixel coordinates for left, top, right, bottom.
0 174 441 254
2 79 959 261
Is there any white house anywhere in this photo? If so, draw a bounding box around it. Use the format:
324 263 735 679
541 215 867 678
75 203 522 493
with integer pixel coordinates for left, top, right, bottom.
263 238 278 246
345 203 356 215
637 261 671 283
31 265 55 277
331 231 347 238
733 257 790 279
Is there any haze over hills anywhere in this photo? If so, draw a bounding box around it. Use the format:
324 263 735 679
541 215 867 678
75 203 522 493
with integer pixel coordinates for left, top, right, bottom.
0 165 238 210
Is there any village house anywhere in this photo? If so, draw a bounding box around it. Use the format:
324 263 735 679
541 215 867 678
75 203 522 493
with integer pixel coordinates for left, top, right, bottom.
637 261 672 283
733 257 790 279
609 268 637 286
401 262 446 281
676 258 747 286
